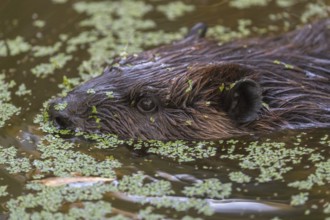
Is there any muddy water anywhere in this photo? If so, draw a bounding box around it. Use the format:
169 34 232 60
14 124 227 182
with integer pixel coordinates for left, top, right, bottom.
0 0 329 219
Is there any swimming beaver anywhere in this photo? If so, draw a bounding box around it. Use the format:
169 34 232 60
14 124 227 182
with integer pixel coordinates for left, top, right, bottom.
48 19 330 140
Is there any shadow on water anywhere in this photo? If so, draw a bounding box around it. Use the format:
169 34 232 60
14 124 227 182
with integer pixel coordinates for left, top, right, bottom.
0 0 329 219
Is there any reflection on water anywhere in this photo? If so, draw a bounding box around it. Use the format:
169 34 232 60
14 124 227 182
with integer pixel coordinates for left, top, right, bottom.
0 0 329 219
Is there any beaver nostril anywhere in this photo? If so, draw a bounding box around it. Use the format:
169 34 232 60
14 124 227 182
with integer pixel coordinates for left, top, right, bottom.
48 101 73 130
54 116 71 129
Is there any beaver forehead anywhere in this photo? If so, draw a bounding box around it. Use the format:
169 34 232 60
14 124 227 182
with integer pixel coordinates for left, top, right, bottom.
117 39 222 68
101 45 221 89
68 68 176 103
99 62 189 90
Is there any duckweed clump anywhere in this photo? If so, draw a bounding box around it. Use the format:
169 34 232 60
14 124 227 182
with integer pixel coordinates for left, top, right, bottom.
138 207 165 220
228 171 251 183
32 43 62 57
51 0 68 4
143 140 217 162
156 2 195 21
6 172 214 219
291 192 309 206
0 186 8 197
54 102 68 111
15 84 31 97
220 141 315 183
0 103 20 128
118 172 174 197
213 0 329 41
288 159 330 190
33 135 121 178
0 36 31 57
0 146 32 173
0 74 21 128
229 0 270 9
31 53 72 78
319 134 330 146
7 183 116 220
208 19 254 42
182 179 232 199
86 133 125 149
300 3 330 23
324 203 330 214
32 19 46 28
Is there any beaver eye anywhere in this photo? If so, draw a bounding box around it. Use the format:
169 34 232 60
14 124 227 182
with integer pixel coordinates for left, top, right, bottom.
137 97 157 113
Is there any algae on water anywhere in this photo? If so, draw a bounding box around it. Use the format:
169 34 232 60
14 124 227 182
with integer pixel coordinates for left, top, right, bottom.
0 37 31 57
156 1 195 20
0 186 8 197
0 74 21 128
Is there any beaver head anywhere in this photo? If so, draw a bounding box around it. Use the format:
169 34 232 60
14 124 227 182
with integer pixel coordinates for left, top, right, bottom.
48 21 330 140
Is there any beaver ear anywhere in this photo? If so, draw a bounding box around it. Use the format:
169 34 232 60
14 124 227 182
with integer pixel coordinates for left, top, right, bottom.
224 80 262 124
180 23 208 43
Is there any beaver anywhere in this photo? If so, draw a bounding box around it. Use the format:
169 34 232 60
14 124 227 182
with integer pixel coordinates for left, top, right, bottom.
48 19 330 140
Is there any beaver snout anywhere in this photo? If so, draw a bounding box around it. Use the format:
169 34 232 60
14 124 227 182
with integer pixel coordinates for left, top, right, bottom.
48 100 75 130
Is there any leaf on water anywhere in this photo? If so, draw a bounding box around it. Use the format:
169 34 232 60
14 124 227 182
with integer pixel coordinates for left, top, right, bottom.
35 177 114 187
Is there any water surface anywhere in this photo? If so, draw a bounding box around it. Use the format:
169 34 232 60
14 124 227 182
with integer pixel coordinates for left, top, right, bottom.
0 0 329 219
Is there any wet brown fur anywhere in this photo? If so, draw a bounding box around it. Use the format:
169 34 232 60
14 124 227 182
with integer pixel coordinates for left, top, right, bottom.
49 19 330 140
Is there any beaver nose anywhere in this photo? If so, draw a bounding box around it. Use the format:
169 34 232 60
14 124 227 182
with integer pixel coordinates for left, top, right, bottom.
48 100 73 130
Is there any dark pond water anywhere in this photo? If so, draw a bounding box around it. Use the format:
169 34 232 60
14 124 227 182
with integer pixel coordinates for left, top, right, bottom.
0 0 329 219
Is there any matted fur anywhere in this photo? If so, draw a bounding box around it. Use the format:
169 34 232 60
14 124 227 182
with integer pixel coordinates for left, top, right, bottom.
49 19 330 140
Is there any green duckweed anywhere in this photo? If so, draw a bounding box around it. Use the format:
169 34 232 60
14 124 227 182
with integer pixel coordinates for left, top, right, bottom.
0 186 8 197
182 179 232 199
156 2 195 21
